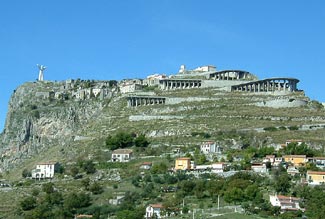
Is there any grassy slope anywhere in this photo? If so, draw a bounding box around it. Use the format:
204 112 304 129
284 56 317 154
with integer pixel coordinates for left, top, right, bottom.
1 87 325 217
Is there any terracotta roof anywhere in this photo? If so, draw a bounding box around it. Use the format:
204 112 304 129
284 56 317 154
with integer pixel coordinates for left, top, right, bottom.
283 155 306 158
150 203 163 208
307 171 325 175
112 149 133 154
177 157 191 160
202 141 214 144
286 139 303 142
76 215 93 218
37 161 57 165
310 157 325 160
142 162 152 165
277 195 300 201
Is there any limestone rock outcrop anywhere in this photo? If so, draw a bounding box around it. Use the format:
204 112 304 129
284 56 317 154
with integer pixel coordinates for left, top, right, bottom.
0 81 116 171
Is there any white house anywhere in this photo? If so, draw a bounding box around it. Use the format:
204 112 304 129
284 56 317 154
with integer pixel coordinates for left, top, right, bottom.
285 139 303 146
108 192 125 205
307 157 325 169
193 65 216 72
111 149 133 162
251 163 268 173
269 194 303 212
120 83 143 94
140 162 152 170
200 141 222 154
194 162 227 173
263 155 283 166
287 166 300 176
31 161 59 179
145 203 164 219
144 74 167 86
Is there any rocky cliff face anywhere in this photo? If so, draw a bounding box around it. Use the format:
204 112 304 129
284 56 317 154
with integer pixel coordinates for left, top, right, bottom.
1 79 323 173
0 80 116 171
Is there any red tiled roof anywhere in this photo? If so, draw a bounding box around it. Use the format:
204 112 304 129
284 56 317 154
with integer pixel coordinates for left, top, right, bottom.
177 157 191 160
142 162 152 165
150 203 163 208
37 161 57 165
112 149 133 154
76 215 93 218
283 155 306 158
277 195 300 201
307 171 325 175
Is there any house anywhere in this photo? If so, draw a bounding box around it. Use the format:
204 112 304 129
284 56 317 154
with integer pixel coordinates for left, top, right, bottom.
306 171 325 185
285 139 303 146
140 162 152 170
195 163 227 173
74 215 93 219
200 141 222 154
111 149 133 162
307 157 325 169
145 203 164 219
31 161 59 179
109 192 125 205
287 166 300 176
269 194 303 212
251 163 268 173
174 157 191 171
283 155 307 167
144 74 167 86
193 65 216 72
92 88 101 97
263 155 275 163
120 83 143 93
263 155 283 166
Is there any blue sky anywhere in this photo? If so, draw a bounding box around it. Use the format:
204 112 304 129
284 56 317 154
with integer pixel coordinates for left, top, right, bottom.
1 0 325 131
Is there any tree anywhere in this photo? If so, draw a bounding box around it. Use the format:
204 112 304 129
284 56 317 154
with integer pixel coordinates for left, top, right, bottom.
70 166 79 178
89 182 104 195
83 160 96 174
151 162 168 174
20 196 37 211
63 192 91 213
134 134 149 148
105 132 134 150
81 177 90 190
22 168 31 178
45 191 63 205
224 187 244 204
194 179 206 199
274 173 291 193
179 180 196 195
42 182 54 194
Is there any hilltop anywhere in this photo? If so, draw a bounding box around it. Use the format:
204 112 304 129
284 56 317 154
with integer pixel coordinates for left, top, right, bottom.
1 65 324 171
1 65 325 218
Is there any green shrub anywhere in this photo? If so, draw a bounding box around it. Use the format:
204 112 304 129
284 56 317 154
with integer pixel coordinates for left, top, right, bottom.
263 126 278 131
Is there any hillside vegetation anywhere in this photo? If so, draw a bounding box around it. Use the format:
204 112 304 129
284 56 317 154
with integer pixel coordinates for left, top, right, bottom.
0 79 325 218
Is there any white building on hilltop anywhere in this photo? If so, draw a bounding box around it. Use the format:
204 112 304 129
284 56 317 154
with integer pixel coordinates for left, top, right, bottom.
32 161 59 179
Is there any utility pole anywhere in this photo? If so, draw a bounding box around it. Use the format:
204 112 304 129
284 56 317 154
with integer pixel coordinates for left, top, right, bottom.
218 195 220 211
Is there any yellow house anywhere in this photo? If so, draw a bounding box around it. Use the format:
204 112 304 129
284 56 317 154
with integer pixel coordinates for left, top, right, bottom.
307 171 325 185
283 155 307 166
175 157 191 171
